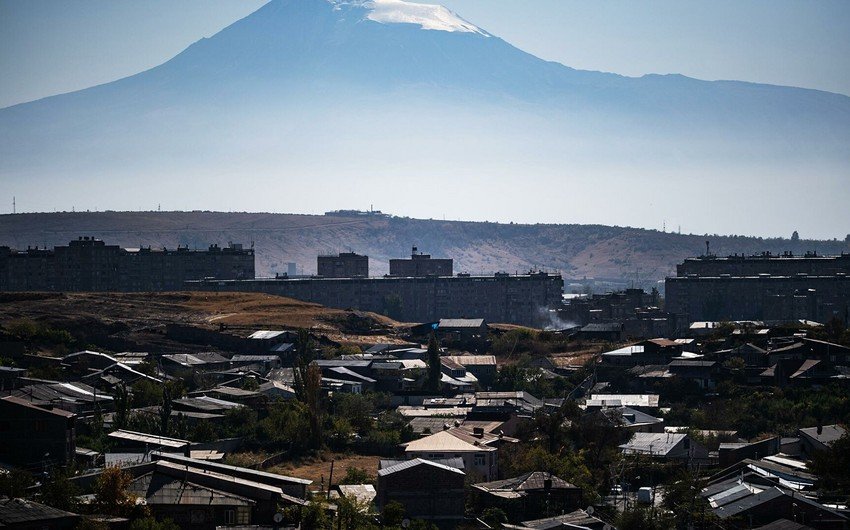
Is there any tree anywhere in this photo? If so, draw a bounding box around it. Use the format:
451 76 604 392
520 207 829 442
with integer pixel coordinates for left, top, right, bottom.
426 333 441 392
114 383 130 430
381 501 406 527
39 469 80 512
159 385 172 435
791 230 800 242
616 505 674 530
0 468 33 497
129 518 180 530
304 364 322 449
337 496 375 530
480 507 508 527
339 466 370 485
93 467 140 517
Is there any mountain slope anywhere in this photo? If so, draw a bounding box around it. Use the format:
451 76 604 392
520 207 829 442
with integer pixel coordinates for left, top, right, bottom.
1 0 848 237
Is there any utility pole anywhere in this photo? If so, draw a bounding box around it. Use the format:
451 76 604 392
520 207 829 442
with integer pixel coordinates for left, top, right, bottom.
12 196 15 214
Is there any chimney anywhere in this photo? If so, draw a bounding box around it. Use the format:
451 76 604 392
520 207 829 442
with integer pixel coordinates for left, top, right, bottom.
473 427 484 437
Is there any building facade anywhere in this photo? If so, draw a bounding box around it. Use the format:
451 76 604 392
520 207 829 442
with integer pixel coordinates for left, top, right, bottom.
317 252 369 278
188 272 564 327
389 247 453 277
0 237 254 292
666 253 850 327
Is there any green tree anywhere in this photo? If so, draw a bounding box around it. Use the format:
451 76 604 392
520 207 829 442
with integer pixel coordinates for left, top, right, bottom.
339 466 370 485
301 499 331 530
381 501 406 527
131 379 163 408
0 468 34 497
480 507 508 527
337 496 375 530
616 505 673 530
159 385 172 435
114 383 130 430
128 518 180 530
426 333 442 392
39 469 80 512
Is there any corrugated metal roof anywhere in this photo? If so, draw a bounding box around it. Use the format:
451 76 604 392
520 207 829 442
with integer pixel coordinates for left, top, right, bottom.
377 458 466 477
108 430 189 449
589 394 659 408
446 355 496 366
620 432 686 456
248 330 288 340
438 318 485 329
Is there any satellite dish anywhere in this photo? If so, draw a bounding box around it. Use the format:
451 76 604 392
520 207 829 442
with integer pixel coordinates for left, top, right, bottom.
586 506 595 516
402 519 411 528
273 513 284 523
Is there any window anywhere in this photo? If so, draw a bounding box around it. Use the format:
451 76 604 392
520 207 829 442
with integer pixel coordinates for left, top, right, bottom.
224 510 236 524
474 453 485 466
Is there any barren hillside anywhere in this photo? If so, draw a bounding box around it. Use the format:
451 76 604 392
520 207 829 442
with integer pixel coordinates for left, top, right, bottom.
0 291 402 353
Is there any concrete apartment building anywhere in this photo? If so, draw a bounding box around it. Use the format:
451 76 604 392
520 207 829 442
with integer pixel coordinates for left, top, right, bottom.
0 237 254 292
390 246 453 277
189 271 564 327
317 252 369 278
666 252 850 327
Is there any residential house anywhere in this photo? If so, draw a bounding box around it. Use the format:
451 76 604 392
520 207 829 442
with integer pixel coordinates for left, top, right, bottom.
502 509 609 530
798 424 845 458
376 459 466 523
0 497 79 529
0 395 76 468
472 472 582 521
620 432 710 466
445 355 497 387
402 429 500 481
701 476 846 529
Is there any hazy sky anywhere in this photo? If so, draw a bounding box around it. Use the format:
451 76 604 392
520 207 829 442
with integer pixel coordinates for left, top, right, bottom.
2 0 850 108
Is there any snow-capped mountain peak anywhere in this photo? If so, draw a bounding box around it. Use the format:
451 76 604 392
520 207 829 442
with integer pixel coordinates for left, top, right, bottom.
332 0 489 36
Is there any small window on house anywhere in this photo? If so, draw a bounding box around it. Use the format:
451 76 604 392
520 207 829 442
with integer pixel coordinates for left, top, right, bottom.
224 510 236 524
474 454 485 466
33 420 46 432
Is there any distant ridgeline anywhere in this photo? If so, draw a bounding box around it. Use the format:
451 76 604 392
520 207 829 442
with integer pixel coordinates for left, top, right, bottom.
0 237 255 292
